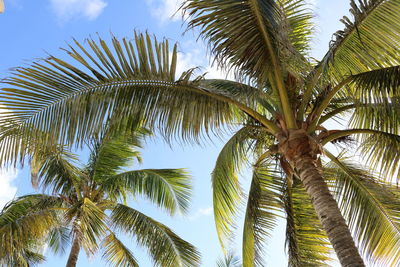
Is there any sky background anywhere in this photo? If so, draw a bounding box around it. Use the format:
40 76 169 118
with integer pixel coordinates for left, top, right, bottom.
0 0 351 266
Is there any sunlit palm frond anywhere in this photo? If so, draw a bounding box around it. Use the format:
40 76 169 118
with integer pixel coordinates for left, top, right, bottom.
0 32 239 166
284 180 332 267
74 198 108 256
324 152 400 266
349 65 400 105
111 204 201 267
242 162 284 267
0 194 62 264
104 168 192 215
101 233 139 267
358 131 400 180
348 102 400 135
87 124 147 180
321 0 400 78
212 126 262 246
279 0 315 56
183 0 288 82
31 146 81 194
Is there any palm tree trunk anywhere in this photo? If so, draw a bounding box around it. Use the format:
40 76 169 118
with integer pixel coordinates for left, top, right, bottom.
280 129 365 266
293 155 365 266
66 235 80 267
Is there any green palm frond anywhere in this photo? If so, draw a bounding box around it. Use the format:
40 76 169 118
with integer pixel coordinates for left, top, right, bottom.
349 102 400 135
101 233 139 267
0 194 62 264
242 162 284 267
104 168 192 215
216 251 241 267
324 152 400 266
284 180 332 267
212 126 261 247
31 146 81 195
47 226 71 255
76 198 108 256
349 65 400 106
321 0 400 78
279 0 315 55
183 0 312 80
87 124 147 180
358 131 400 180
0 32 241 167
111 204 201 267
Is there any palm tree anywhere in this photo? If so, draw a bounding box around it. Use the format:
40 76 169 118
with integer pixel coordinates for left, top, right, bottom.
0 125 200 267
1 0 400 266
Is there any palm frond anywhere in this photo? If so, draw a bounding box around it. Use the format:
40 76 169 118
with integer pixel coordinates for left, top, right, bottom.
321 0 400 78
279 0 315 55
284 180 332 267
87 124 147 180
212 126 260 247
216 251 241 267
111 204 201 267
47 226 71 256
101 232 139 267
242 162 284 267
349 102 400 135
0 194 62 263
74 198 108 256
104 168 192 215
358 131 400 180
183 0 289 82
324 152 400 266
0 32 239 166
31 146 81 195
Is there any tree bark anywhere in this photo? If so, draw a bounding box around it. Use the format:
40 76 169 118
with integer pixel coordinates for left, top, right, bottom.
279 129 365 266
66 235 80 267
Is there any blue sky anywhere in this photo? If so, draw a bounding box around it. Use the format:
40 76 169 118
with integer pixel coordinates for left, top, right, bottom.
0 0 351 266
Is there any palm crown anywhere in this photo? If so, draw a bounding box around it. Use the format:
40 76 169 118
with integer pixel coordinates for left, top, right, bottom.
1 0 400 266
0 125 200 267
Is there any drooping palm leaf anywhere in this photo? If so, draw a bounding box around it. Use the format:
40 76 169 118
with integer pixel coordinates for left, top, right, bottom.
321 0 400 78
0 33 242 166
111 204 201 267
284 180 332 267
105 168 191 215
242 162 284 267
324 152 400 266
101 233 139 267
212 126 259 246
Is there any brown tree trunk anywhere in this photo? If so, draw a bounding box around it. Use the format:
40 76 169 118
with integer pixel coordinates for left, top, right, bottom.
280 129 365 267
66 235 80 267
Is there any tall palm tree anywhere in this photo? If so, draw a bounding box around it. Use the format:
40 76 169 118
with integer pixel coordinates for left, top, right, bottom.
0 125 200 267
1 0 400 266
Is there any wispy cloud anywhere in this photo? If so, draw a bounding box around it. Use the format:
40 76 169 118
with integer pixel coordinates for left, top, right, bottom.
175 41 234 80
146 0 183 24
189 206 213 221
49 0 107 21
0 169 18 210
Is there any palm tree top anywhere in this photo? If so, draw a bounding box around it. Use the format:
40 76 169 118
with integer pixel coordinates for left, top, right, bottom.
0 123 200 267
1 0 400 266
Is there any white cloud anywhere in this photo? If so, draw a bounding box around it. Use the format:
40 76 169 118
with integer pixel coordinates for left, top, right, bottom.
146 0 184 23
175 43 234 80
0 169 18 210
189 206 212 221
49 0 107 21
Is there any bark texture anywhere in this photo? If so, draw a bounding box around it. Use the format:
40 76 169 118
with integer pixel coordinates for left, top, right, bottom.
66 235 80 267
280 129 365 267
